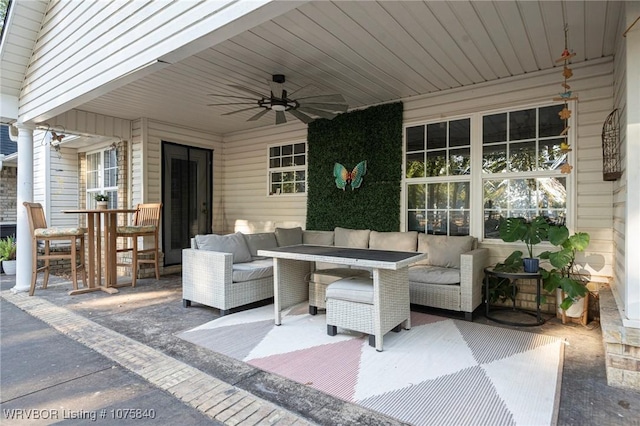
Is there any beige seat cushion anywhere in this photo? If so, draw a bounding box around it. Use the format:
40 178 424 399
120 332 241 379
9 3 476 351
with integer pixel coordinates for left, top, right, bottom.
408 265 460 285
116 225 156 234
232 259 273 282
311 268 370 285
35 227 86 237
326 276 374 304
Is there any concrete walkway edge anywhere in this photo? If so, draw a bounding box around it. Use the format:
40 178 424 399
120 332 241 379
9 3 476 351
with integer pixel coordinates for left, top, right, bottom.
1 290 314 426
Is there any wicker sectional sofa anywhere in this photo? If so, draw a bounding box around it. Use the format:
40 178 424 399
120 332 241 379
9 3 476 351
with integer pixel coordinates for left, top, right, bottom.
182 226 489 320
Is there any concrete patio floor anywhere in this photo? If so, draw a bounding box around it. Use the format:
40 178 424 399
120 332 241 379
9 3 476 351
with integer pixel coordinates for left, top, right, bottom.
1 273 639 425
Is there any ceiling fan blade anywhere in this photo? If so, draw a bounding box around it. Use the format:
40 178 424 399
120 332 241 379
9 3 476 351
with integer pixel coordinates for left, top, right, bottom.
288 84 322 98
269 80 284 99
297 107 338 120
247 108 270 121
288 109 315 124
208 102 257 106
297 102 348 112
275 111 287 125
229 84 268 98
221 107 262 116
297 94 346 103
208 94 258 101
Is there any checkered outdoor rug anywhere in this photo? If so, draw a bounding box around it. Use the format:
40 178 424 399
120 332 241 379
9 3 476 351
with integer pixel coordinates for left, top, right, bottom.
177 304 563 426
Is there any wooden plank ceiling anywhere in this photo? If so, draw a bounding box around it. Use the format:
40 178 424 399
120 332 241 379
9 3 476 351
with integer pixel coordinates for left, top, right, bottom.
80 0 622 136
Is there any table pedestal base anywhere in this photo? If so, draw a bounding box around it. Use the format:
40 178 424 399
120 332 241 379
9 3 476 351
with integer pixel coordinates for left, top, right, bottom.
68 286 118 296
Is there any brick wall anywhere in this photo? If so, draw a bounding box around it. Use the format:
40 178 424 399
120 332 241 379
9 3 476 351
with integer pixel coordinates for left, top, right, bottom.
600 287 640 390
0 167 17 223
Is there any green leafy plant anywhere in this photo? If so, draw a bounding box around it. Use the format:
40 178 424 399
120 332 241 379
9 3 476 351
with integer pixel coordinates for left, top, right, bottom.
94 194 109 202
498 216 549 259
0 236 17 261
539 224 590 310
485 251 524 303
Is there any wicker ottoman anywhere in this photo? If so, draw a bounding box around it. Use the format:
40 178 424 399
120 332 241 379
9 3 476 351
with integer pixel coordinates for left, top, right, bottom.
326 276 403 349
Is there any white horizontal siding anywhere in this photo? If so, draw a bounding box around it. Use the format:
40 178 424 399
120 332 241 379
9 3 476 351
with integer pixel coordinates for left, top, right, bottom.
18 0 302 123
222 122 307 233
48 146 80 228
48 110 132 140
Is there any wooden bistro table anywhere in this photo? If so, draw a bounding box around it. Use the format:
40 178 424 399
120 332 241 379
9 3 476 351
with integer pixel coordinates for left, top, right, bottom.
257 245 427 351
63 208 136 295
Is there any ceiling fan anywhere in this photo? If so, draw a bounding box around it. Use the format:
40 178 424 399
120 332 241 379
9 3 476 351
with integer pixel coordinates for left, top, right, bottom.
207 74 348 125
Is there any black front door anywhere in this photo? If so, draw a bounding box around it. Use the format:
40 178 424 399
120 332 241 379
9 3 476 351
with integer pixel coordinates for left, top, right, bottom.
162 142 212 265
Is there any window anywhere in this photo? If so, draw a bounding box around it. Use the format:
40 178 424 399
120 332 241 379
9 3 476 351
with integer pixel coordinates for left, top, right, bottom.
406 118 471 236
268 142 306 195
86 148 118 208
483 105 567 238
403 103 571 239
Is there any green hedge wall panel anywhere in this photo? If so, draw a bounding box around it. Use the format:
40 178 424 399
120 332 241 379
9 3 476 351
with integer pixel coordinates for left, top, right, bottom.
306 102 403 232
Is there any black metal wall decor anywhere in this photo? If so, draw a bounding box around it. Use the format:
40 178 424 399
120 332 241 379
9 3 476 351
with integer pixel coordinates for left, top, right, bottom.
601 108 621 181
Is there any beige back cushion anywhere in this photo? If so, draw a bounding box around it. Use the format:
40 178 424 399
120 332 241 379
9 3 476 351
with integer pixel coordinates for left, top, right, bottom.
417 234 476 268
369 231 418 252
334 227 371 248
243 232 278 258
195 232 253 264
275 227 303 247
303 230 335 246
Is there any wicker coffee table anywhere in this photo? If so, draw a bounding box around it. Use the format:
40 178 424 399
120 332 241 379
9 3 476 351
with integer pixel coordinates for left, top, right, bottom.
258 245 426 351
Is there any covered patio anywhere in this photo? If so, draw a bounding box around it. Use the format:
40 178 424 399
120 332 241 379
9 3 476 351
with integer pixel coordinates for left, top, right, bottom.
1 0 639 416
1 273 638 424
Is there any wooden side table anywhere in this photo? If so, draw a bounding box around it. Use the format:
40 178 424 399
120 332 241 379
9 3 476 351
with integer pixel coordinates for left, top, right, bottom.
484 267 545 326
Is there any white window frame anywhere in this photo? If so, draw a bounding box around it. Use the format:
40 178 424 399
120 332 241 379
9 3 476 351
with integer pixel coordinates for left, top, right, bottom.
403 115 472 237
86 147 118 209
402 101 575 241
480 101 576 242
266 141 307 197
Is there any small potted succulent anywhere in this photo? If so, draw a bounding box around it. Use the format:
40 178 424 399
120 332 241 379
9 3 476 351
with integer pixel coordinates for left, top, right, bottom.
0 235 17 275
94 194 109 209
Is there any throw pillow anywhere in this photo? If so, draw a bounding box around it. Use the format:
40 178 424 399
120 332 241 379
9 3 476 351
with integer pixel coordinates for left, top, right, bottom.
195 232 253 264
275 227 303 247
334 227 370 248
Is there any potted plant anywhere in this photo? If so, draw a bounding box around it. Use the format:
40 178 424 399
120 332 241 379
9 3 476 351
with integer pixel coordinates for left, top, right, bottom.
539 224 590 324
94 194 109 209
498 216 549 272
0 236 17 275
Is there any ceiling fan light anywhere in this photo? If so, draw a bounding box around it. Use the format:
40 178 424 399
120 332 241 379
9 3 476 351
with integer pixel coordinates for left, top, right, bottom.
271 104 287 112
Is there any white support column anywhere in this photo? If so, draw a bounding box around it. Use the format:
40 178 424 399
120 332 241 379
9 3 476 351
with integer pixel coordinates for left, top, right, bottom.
12 123 35 293
624 2 640 327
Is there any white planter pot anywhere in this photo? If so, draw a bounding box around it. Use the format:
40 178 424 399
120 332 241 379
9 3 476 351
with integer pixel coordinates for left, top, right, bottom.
556 288 588 325
97 201 108 210
2 260 17 275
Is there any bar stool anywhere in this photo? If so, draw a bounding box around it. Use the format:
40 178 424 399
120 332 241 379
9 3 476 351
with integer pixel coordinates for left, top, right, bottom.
23 202 87 296
116 203 162 287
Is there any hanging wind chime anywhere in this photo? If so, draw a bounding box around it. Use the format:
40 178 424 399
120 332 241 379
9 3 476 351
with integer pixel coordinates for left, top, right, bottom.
553 24 578 174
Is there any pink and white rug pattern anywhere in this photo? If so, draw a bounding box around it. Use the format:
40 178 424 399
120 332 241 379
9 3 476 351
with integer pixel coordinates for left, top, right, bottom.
177 304 563 426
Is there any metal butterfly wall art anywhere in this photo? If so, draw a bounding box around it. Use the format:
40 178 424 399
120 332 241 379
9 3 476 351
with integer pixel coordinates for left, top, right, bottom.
333 161 367 190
